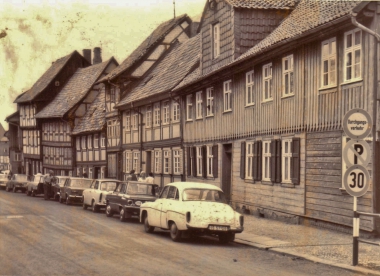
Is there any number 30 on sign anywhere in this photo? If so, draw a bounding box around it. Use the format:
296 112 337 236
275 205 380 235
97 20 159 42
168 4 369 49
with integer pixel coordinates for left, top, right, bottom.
343 165 370 197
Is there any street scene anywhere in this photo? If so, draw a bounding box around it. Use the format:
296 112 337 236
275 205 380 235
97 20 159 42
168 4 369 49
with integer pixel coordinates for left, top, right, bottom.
1 0 380 275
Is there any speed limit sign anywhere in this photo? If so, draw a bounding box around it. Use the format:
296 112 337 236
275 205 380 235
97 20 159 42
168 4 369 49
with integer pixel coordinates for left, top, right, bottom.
343 165 370 197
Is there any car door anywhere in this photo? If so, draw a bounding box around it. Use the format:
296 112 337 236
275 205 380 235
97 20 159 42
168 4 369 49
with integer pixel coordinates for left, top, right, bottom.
147 186 169 227
110 183 125 212
160 186 178 228
85 181 95 205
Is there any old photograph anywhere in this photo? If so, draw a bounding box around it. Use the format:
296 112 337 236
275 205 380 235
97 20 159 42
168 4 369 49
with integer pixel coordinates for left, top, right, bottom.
0 0 380 275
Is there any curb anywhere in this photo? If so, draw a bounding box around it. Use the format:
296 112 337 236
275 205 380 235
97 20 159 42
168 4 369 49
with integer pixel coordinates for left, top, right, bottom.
235 238 380 276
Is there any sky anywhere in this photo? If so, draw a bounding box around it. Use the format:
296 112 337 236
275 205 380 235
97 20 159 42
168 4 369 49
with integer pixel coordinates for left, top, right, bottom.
0 0 205 130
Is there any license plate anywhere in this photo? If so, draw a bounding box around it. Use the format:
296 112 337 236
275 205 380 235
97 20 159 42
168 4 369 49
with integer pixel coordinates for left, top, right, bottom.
209 225 229 231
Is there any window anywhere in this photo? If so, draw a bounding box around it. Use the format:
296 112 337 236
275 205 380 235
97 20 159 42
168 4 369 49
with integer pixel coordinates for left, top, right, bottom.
76 137 81 150
223 80 232 112
206 87 214 116
196 147 203 176
94 134 99 148
154 103 160 126
81 136 86 150
87 135 92 149
212 23 220 59
321 38 337 88
132 114 138 130
282 139 292 183
186 95 193 121
89 168 93 179
133 152 140 171
246 71 254 106
100 133 105 148
207 146 213 177
125 111 131 130
163 150 170 174
146 106 152 127
173 149 181 174
172 101 180 122
282 55 294 96
163 101 170 125
196 91 203 119
154 150 161 173
124 151 132 174
262 141 271 181
246 142 254 179
344 29 362 82
263 63 273 101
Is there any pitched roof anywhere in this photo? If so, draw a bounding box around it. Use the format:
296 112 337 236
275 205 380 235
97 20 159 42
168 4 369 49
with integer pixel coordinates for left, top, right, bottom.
226 0 296 9
72 90 105 135
14 51 77 103
117 34 200 107
35 59 113 119
5 111 19 123
99 14 190 83
174 0 362 91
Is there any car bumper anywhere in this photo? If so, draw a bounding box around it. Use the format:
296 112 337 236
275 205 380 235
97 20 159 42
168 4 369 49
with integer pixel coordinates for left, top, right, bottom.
124 206 141 216
186 224 244 234
68 195 83 202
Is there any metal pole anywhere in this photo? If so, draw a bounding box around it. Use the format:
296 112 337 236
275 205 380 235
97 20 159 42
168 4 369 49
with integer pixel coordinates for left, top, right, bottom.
353 196 359 266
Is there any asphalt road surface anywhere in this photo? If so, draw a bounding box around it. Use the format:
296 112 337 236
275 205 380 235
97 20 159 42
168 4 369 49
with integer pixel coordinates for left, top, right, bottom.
0 189 359 276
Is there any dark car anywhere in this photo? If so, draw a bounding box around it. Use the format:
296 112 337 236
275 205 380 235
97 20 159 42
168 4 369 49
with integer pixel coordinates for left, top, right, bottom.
52 176 70 201
105 181 158 222
0 173 8 190
25 174 45 196
59 177 94 205
6 174 29 193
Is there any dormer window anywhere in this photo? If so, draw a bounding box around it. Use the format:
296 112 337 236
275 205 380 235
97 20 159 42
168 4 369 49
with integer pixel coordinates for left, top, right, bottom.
106 86 120 112
212 23 220 59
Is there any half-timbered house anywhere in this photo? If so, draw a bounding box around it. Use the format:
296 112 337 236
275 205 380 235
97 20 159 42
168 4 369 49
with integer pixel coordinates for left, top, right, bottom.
5 111 23 174
35 53 118 176
173 0 380 233
13 51 90 176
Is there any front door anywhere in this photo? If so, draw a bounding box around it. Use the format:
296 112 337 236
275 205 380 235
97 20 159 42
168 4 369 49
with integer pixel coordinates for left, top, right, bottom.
222 144 232 203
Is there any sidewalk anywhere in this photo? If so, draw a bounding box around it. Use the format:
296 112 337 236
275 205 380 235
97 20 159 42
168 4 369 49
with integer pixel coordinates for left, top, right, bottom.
235 214 380 275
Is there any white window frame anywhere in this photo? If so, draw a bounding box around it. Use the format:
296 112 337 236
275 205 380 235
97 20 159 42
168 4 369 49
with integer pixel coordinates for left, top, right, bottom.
246 70 254 106
173 149 180 175
81 136 86 150
206 87 214 116
321 37 337 88
172 101 180 122
207 146 213 177
154 103 160 126
146 106 152 127
154 150 161 174
100 133 105 148
344 29 362 82
212 23 220 59
263 63 273 102
246 141 254 179
132 114 138 130
282 139 292 183
163 101 170 125
196 91 203 119
133 152 139 171
186 95 193 121
223 80 232 112
196 146 203 177
262 141 271 181
125 111 131 130
163 150 170 174
282 55 294 97
87 135 92 149
125 151 132 173
94 134 99 149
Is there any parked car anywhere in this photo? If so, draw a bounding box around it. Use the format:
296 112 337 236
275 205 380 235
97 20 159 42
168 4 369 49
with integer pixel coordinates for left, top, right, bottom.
105 181 159 222
59 177 94 205
140 182 244 243
5 174 29 193
52 176 70 201
0 173 8 190
82 179 120 212
25 173 45 196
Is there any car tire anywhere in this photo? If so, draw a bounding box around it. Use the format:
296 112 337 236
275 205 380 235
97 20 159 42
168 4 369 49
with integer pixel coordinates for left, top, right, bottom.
218 233 235 244
26 190 31 196
105 204 114 217
170 222 182 242
82 202 87 210
59 196 63 204
91 200 98 213
119 208 127 222
31 190 36 197
66 196 70 205
144 215 154 233
13 186 17 193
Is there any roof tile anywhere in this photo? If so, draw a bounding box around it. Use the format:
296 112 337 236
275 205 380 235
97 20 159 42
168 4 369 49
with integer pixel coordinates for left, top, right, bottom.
226 0 296 9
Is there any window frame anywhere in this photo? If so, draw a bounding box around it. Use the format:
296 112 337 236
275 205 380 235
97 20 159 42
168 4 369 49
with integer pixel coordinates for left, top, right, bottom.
162 101 170 125
223 80 232 112
206 146 213 177
173 149 180 175
246 70 254 106
163 150 170 174
196 146 203 177
125 111 131 130
344 28 362 83
195 91 203 119
87 135 92 149
282 55 294 97
172 100 180 122
206 87 214 117
186 94 193 121
262 63 273 102
146 106 152 128
321 37 337 89
212 23 220 59
282 138 292 183
153 103 160 127
246 141 254 179
94 134 99 149
262 141 271 181
81 136 87 150
132 113 139 130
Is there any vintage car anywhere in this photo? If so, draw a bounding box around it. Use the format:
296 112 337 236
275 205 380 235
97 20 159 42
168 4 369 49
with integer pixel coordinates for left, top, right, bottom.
0 173 9 190
59 177 94 205
140 182 244 243
105 181 159 222
52 176 70 201
25 173 45 196
82 179 120 212
5 174 29 193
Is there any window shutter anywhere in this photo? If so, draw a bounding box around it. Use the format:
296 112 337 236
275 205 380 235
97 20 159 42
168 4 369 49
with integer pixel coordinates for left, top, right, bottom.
179 149 183 175
151 150 155 174
270 140 276 182
187 147 191 176
168 150 172 175
291 137 301 184
123 151 126 173
240 142 246 179
275 139 281 183
192 147 197 177
253 141 262 181
202 145 207 179
158 150 162 174
212 145 218 178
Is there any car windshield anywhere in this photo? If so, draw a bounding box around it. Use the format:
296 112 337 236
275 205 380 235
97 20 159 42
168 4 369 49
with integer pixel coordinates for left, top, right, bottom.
57 177 68 186
182 189 226 203
69 179 93 188
126 183 156 195
15 175 28 182
100 181 118 192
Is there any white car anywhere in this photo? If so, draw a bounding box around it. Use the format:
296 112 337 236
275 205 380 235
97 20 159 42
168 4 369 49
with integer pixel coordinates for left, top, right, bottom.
0 173 9 189
140 182 244 243
82 179 120 212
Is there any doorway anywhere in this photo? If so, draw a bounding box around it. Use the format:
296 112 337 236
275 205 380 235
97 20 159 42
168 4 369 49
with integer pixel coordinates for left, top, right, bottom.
222 143 232 203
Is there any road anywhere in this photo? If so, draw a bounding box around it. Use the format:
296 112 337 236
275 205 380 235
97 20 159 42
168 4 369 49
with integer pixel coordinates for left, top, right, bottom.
0 189 360 276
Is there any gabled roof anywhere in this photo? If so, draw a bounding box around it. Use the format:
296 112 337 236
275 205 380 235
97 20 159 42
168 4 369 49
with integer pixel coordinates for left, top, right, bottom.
175 0 362 91
99 14 190 83
35 58 115 119
117 34 200 107
5 111 19 123
72 90 105 135
14 51 80 103
226 0 296 9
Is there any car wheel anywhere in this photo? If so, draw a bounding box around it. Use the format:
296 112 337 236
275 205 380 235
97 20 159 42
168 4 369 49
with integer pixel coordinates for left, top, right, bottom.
170 222 182 242
91 200 98 213
31 190 36 197
82 201 87 210
105 204 114 217
119 208 127 222
59 195 63 204
13 186 17 193
218 233 235 244
144 215 154 233
65 196 70 205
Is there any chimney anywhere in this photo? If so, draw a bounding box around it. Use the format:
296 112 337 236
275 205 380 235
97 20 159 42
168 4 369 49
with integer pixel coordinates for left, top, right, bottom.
93 47 102 64
82 49 92 65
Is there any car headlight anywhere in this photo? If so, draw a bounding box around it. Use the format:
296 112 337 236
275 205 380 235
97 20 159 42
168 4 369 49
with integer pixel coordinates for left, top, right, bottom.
135 201 142 207
127 200 133 206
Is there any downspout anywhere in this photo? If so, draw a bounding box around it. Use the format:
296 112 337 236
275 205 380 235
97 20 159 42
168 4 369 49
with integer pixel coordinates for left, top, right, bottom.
131 101 144 173
351 12 380 231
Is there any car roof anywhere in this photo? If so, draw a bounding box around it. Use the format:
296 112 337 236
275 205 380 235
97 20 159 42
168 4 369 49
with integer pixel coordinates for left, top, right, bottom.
95 178 121 182
68 177 93 180
166 182 223 192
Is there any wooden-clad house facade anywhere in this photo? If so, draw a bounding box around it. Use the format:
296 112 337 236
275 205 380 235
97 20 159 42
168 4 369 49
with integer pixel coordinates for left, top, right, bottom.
173 0 380 232
5 112 23 174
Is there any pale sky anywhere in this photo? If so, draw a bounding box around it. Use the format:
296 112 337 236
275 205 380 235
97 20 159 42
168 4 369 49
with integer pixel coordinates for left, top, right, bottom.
0 0 205 130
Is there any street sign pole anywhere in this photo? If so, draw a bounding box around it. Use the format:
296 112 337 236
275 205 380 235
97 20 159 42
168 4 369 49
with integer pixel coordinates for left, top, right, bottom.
353 196 359 266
